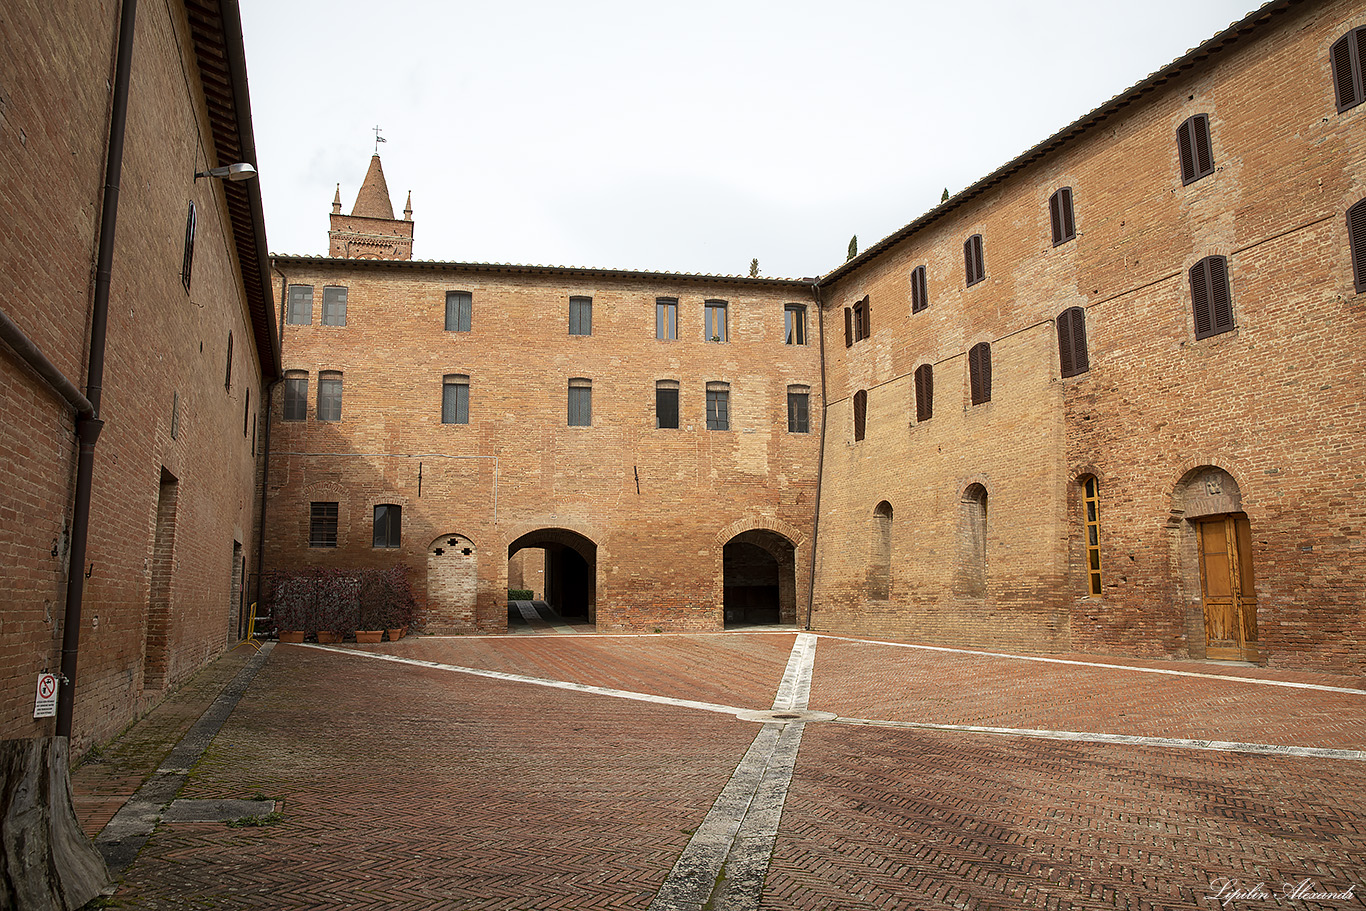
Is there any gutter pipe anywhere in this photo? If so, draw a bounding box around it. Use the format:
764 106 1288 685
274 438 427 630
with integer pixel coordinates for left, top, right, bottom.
0 309 94 418
56 0 137 739
804 281 828 631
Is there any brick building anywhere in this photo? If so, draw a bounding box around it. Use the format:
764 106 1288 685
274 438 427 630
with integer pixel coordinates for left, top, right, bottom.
265 0 1362 671
0 0 277 750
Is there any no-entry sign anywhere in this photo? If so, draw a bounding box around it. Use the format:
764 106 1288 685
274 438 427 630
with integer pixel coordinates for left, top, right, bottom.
33 674 58 719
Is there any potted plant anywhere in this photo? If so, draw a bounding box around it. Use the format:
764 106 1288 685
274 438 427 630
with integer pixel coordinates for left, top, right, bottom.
270 574 308 643
355 571 387 643
313 571 359 643
378 565 418 641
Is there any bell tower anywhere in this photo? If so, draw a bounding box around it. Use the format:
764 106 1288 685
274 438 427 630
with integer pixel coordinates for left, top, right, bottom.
328 154 414 260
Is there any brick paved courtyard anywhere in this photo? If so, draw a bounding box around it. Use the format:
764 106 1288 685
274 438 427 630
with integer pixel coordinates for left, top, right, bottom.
75 632 1366 910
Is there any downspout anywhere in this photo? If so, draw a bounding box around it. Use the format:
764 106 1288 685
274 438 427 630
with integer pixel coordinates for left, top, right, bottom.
55 0 137 739
804 281 828 631
0 308 94 418
254 267 289 611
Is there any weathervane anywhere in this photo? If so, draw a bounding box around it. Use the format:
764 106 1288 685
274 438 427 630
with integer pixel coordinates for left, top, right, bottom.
373 125 386 153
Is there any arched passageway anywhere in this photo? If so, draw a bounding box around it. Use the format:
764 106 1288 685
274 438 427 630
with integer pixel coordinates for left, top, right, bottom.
723 530 797 628
508 528 597 625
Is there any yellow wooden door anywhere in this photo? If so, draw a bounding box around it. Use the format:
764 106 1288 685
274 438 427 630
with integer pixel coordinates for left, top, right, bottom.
1198 515 1260 662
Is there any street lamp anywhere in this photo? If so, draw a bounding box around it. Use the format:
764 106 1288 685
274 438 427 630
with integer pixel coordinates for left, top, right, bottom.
194 162 257 181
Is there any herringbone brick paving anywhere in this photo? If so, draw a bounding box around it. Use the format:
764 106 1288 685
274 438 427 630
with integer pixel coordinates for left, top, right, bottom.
88 633 1366 909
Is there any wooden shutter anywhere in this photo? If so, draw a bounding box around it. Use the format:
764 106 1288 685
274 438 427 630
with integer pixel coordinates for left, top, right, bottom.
1049 192 1064 245
1191 256 1233 339
1331 29 1366 112
844 307 853 347
1349 199 1366 293
1177 119 1195 183
1051 187 1075 243
964 237 974 285
1193 115 1213 177
853 390 867 441
965 235 985 285
911 266 927 313
861 297 871 339
969 343 991 405
1057 307 1089 377
1178 115 1214 185
914 365 933 422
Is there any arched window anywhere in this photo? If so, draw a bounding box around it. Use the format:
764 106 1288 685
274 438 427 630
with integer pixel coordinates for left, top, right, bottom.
1049 187 1076 246
1081 476 1101 596
964 234 985 286
181 201 196 291
910 265 928 313
961 484 988 597
869 501 893 601
853 389 867 441
224 331 233 389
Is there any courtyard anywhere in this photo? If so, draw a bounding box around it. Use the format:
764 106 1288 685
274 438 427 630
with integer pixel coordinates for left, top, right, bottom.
73 630 1366 909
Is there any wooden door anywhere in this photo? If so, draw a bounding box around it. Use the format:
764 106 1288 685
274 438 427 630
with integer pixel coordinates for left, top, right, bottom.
1197 515 1260 662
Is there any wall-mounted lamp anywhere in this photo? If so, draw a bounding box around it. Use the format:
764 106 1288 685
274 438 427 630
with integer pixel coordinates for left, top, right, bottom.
194 162 257 182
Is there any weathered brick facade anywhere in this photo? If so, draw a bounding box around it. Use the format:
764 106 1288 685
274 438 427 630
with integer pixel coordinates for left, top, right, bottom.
810 0 1366 673
264 0 1364 672
0 0 277 748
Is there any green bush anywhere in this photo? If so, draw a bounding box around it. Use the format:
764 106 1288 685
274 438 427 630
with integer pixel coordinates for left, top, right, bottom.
507 589 534 601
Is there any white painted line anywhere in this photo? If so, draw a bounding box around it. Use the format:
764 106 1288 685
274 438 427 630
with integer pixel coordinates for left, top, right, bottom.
300 643 750 717
833 716 1366 761
814 634 1366 695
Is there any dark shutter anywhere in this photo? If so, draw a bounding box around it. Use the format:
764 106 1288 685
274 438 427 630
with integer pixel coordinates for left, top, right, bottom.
1178 115 1214 185
1177 119 1195 183
969 343 991 405
911 266 927 313
1331 30 1366 112
1191 256 1233 339
914 365 933 422
853 390 866 441
1057 307 1089 378
844 307 852 347
1349 199 1366 293
862 296 871 339
1193 114 1213 176
964 237 974 285
1049 192 1063 245
965 235 985 286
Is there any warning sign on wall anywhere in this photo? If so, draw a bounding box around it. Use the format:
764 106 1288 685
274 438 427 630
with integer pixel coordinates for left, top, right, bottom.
33 674 58 719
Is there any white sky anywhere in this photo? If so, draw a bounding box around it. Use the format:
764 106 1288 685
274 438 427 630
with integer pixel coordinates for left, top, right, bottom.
240 0 1259 279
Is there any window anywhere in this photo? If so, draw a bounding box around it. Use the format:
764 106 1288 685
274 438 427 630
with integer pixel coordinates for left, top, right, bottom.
373 504 401 549
1331 27 1366 112
243 388 250 437
784 305 807 345
181 201 196 292
962 484 988 597
969 342 992 405
569 296 592 336
1189 256 1234 339
656 298 677 340
964 235 985 287
171 391 180 439
568 378 592 427
656 380 680 429
1082 477 1102 596
869 502 893 601
442 374 469 424
286 285 313 325
1177 114 1214 185
844 296 870 346
309 502 338 548
914 364 933 422
706 382 730 430
445 291 472 332
853 389 867 441
787 385 810 433
705 300 728 342
1057 307 1090 377
317 371 343 422
910 265 928 313
283 371 308 421
1049 187 1076 246
224 331 233 389
1349 199 1366 292
322 287 348 326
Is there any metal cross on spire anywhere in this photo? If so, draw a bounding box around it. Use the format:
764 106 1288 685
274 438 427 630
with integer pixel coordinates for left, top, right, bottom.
373 125 386 153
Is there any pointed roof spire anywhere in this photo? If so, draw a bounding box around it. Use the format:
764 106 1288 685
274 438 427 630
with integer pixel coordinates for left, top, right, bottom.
332 184 342 214
351 154 395 219
404 190 413 222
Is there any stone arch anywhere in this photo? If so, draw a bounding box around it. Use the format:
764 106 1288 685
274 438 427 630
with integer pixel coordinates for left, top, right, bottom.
426 532 478 632
957 483 989 599
507 527 598 624
867 501 893 601
722 528 798 627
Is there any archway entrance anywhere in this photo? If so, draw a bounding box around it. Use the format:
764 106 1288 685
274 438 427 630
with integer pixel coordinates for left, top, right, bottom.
508 528 596 627
723 530 797 628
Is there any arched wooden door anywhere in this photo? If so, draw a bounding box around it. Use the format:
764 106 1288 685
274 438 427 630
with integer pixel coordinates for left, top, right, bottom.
1197 514 1259 662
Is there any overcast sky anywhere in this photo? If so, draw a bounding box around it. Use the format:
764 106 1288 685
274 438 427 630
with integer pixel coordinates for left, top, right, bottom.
239 0 1259 279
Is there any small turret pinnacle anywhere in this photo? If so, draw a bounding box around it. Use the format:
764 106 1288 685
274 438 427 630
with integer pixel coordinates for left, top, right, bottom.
332 184 342 215
404 191 413 221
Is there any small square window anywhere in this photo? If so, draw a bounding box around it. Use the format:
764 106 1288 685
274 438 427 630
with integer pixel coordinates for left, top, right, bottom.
310 502 338 548
322 287 348 326
569 296 592 336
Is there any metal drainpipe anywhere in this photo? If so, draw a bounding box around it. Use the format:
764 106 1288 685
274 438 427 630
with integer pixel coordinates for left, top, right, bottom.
55 0 137 740
804 281 828 631
253 268 289 612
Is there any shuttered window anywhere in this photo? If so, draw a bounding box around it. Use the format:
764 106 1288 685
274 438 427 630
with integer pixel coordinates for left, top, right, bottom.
910 265 928 313
787 385 809 433
1177 114 1214 185
1189 256 1234 339
316 371 343 422
969 343 992 405
1056 307 1090 377
845 298 871 344
568 378 592 427
1331 27 1366 113
225 331 233 389
445 291 472 332
853 389 867 441
181 201 196 292
914 364 933 422
442 375 469 424
964 235 985 287
706 382 730 431
656 380 679 429
1049 188 1076 246
283 372 308 421
844 307 853 347
569 296 592 336
1348 199 1366 293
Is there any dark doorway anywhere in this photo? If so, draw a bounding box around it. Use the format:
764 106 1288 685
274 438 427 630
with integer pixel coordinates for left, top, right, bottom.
508 528 596 626
723 530 797 627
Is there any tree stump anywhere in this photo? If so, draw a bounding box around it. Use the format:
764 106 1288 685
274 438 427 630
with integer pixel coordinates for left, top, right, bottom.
0 737 109 910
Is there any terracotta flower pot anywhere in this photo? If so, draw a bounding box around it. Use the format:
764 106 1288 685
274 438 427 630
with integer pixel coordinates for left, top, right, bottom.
278 630 305 644
355 630 383 644
386 627 405 641
316 631 342 644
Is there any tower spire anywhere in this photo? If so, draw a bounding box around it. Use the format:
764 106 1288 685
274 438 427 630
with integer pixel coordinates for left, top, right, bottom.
332 184 342 215
404 190 412 222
